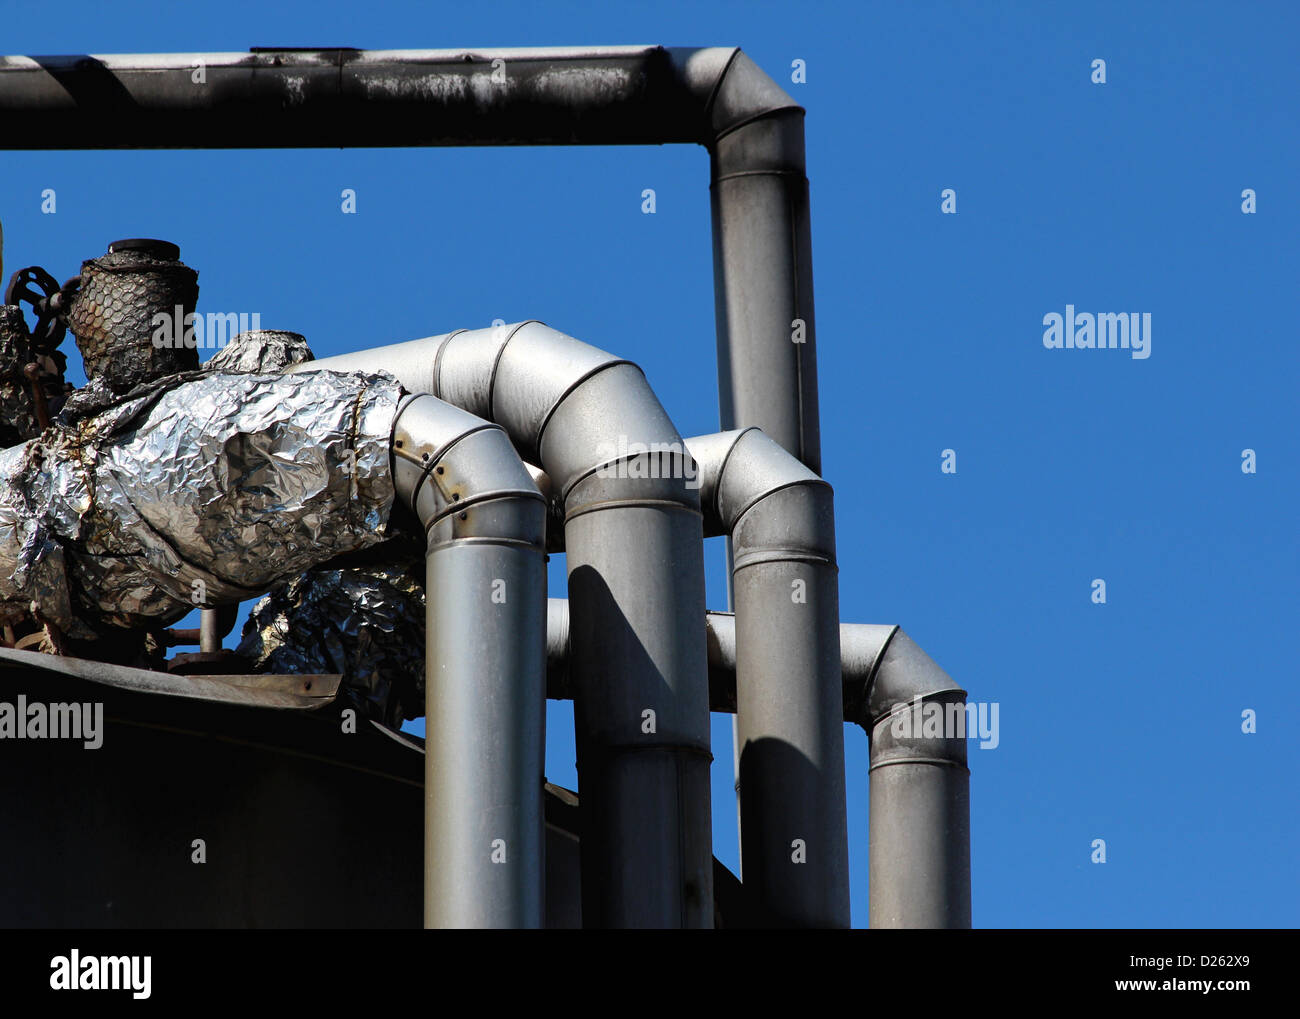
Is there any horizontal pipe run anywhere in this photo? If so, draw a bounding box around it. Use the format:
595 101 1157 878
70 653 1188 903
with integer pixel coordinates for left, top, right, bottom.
0 45 821 469
0 47 771 149
545 601 897 728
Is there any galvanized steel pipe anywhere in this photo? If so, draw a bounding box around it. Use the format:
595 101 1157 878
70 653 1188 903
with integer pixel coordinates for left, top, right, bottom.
685 428 846 926
862 630 971 929
388 394 548 928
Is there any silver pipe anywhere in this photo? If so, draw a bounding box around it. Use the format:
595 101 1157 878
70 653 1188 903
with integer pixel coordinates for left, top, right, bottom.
680 51 822 471
302 323 713 928
626 426 850 926
0 46 820 465
198 608 221 652
548 603 888 718
0 43 842 924
863 630 971 929
546 604 972 928
388 394 548 928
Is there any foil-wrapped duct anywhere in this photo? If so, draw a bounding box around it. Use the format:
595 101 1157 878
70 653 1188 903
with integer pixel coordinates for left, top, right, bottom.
0 305 42 447
66 238 200 393
0 369 404 639
237 557 426 727
214 331 419 724
204 329 313 374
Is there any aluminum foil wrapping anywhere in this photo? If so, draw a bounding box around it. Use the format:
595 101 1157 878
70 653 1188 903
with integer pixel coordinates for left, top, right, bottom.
204 330 314 374
214 331 421 724
236 558 426 726
0 305 41 447
67 245 200 391
0 369 404 638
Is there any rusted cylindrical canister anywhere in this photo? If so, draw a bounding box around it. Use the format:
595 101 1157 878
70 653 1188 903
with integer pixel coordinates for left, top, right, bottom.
67 238 200 393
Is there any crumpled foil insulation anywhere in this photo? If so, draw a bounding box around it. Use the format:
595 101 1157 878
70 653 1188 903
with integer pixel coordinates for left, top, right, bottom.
204 329 314 374
0 368 403 639
236 556 426 726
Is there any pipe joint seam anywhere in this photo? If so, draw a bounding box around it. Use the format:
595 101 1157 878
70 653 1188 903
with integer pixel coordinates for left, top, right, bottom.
869 688 970 771
731 547 835 572
868 757 972 775
685 427 830 543
391 394 544 543
863 629 965 730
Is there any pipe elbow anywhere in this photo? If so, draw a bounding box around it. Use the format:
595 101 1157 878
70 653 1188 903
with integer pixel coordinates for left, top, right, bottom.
433 321 698 514
863 629 968 770
669 47 807 182
686 427 833 569
669 47 803 143
391 394 545 549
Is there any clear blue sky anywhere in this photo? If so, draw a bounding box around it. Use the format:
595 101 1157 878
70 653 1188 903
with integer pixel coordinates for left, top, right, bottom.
2 0 1295 928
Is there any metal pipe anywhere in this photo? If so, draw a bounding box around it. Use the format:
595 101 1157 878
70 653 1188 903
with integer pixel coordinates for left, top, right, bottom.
680 51 822 471
1 44 835 925
0 46 819 465
545 605 972 928
547 603 883 717
686 428 846 926
300 322 713 928
198 607 222 652
388 394 548 928
863 630 971 929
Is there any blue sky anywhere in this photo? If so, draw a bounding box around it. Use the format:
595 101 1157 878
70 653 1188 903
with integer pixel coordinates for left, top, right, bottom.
2 0 1295 928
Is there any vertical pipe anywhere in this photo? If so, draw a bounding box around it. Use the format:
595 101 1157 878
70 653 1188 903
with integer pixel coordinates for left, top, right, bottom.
564 471 713 927
689 428 848 926
544 602 973 928
865 631 971 928
198 608 220 652
697 52 826 920
390 395 548 928
731 486 847 926
709 105 820 473
423 539 547 927
528 341 713 929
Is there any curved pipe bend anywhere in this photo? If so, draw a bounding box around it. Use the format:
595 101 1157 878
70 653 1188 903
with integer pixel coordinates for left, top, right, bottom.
668 47 804 144
390 394 545 545
863 628 966 733
294 322 698 514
